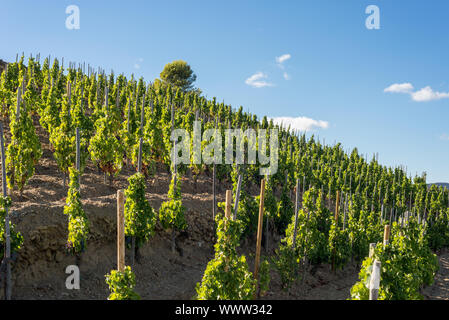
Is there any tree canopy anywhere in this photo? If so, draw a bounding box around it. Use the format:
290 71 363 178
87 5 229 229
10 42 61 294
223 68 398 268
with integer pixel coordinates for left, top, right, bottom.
159 60 197 91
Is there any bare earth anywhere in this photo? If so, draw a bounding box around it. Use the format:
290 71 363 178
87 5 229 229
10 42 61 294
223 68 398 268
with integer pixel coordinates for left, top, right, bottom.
0 117 446 300
423 248 449 300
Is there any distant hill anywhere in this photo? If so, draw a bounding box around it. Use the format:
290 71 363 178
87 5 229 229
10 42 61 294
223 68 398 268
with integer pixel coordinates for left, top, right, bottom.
428 182 449 189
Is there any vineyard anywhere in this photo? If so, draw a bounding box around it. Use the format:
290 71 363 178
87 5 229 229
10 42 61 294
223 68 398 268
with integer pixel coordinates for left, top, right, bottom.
1 54 449 300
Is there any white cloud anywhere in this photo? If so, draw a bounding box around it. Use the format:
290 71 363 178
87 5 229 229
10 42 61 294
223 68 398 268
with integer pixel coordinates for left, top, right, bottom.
384 82 449 102
276 54 291 65
384 83 414 93
245 72 274 88
246 54 291 87
269 116 329 132
411 86 449 102
134 58 144 69
276 54 292 80
440 134 449 141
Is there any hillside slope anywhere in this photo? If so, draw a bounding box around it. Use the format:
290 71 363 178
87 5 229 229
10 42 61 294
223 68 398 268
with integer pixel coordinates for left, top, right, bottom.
2 116 361 300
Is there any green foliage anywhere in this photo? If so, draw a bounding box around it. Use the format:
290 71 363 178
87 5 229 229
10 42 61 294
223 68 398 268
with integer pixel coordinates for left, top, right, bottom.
350 219 438 300
50 127 74 175
222 166 260 237
274 188 294 234
105 266 140 300
259 257 271 295
0 61 20 117
272 244 298 289
40 84 61 132
159 173 187 232
349 206 383 263
160 60 197 91
1 53 448 302
120 98 138 164
124 172 157 247
64 168 89 254
237 195 259 237
286 188 331 266
144 96 165 164
49 94 89 177
263 178 278 221
349 256 372 300
328 219 351 270
196 214 256 300
6 86 42 192
131 138 156 177
425 208 449 251
89 116 123 177
0 195 23 258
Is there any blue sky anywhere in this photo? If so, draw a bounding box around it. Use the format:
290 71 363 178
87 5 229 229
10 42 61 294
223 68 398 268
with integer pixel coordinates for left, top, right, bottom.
1 0 449 182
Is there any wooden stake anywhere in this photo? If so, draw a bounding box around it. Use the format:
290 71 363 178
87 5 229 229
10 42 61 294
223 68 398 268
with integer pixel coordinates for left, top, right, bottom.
225 190 232 220
254 179 266 297
1 123 11 300
332 190 341 272
117 190 125 272
96 80 99 106
173 142 177 184
369 260 381 300
105 85 109 115
127 101 131 133
335 190 340 222
212 163 216 223
303 176 306 196
22 73 26 94
171 104 174 129
343 193 347 230
137 137 143 173
383 225 390 246
76 127 80 188
140 93 145 132
381 204 384 223
116 87 120 110
292 179 300 249
16 87 21 120
137 91 143 172
369 243 376 258
265 212 269 254
68 81 71 109
233 174 242 221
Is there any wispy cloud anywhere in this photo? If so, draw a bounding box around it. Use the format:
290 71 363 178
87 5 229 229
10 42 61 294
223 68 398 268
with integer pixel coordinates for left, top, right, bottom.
269 116 329 132
440 134 449 141
384 82 449 102
276 54 291 65
384 83 414 93
275 53 291 80
245 72 274 88
246 54 292 87
134 57 144 70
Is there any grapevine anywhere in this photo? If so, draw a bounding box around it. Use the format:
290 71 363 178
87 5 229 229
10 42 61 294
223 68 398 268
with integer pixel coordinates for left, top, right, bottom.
64 168 89 254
